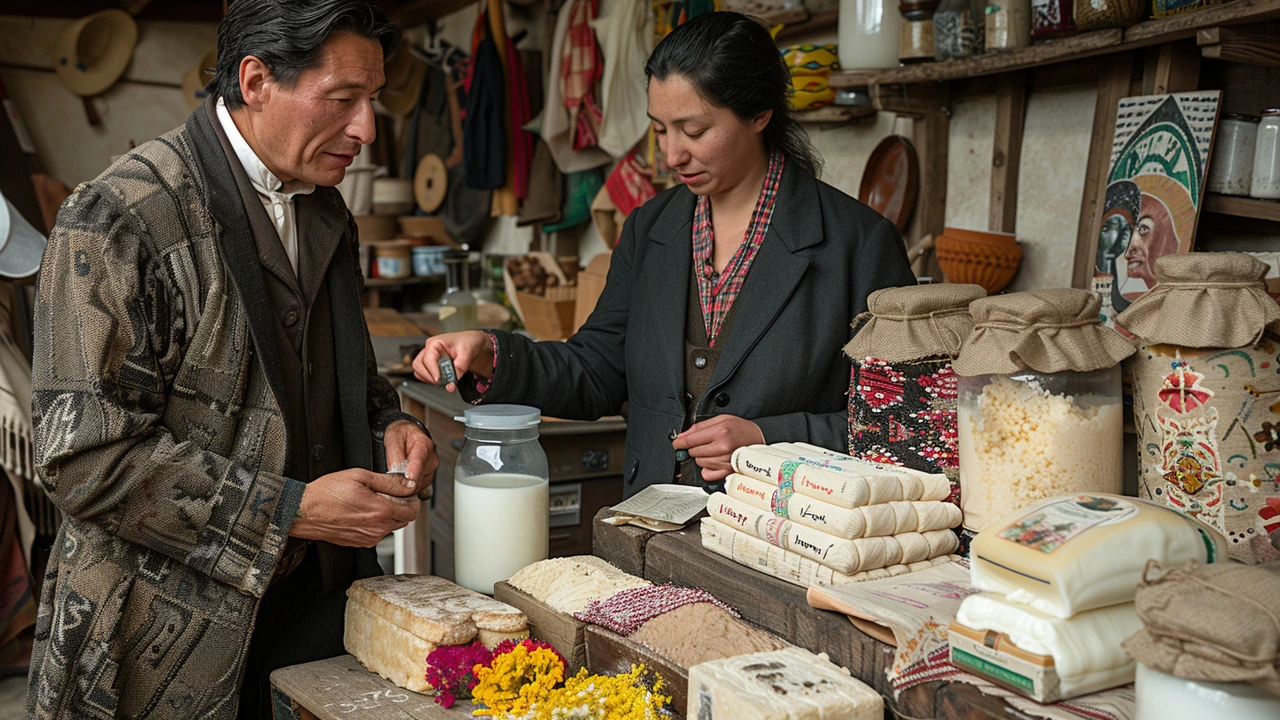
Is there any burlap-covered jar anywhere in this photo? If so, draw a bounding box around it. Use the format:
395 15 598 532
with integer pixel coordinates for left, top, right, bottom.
1116 253 1280 564
845 284 986 504
953 289 1136 532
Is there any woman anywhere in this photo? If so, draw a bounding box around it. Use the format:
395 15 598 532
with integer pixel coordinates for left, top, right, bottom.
413 12 915 494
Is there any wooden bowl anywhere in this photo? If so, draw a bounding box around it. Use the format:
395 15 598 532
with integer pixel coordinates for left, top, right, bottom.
935 233 1022 294
943 226 1018 246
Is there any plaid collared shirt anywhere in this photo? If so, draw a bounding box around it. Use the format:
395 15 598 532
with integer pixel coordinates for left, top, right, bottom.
692 150 785 347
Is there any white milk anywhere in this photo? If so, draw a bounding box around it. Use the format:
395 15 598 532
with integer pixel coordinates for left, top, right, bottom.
454 473 549 594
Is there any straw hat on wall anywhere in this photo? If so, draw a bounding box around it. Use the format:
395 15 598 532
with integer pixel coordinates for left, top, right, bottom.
54 9 139 97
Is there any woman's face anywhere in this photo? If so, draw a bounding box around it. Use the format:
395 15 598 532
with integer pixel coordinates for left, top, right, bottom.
648 74 770 197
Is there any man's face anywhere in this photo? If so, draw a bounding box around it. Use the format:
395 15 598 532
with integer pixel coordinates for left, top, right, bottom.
1125 194 1179 287
251 32 385 186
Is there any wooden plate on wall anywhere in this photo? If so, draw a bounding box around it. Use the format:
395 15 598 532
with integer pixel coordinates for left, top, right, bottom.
858 136 919 234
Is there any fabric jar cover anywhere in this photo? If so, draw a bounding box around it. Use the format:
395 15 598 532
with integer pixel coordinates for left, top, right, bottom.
1122 560 1280 697
845 284 986 501
1116 253 1280 563
953 288 1135 377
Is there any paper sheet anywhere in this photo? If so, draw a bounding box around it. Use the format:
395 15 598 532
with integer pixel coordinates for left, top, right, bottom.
601 484 709 531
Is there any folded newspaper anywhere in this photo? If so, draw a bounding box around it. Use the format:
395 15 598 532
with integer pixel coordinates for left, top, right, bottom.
601 484 710 532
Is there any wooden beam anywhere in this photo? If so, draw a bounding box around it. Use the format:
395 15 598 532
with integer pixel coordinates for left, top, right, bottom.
871 83 950 118
1203 193 1280 223
1153 39 1202 94
775 10 839 41
1073 53 1136 289
907 86 950 281
1199 25 1280 66
989 72 1027 234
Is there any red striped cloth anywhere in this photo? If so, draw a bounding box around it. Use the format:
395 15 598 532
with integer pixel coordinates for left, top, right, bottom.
561 0 603 150
692 151 785 346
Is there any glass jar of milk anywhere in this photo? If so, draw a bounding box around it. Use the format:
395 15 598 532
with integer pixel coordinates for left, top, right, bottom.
453 405 550 594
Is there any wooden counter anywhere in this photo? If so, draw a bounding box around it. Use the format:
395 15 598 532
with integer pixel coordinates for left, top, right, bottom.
591 509 1020 720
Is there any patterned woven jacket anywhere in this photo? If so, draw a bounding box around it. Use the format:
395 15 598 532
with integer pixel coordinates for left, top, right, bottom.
27 103 414 718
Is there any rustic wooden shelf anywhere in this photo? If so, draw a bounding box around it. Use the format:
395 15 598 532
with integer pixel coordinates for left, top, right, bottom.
363 275 440 288
830 0 1280 88
795 105 874 123
1203 193 1280 222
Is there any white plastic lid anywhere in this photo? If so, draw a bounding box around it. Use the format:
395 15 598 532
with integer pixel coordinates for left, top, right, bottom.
454 404 542 429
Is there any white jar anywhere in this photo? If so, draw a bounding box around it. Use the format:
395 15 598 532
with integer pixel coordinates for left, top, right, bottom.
1207 114 1258 197
1250 108 1280 200
839 0 903 70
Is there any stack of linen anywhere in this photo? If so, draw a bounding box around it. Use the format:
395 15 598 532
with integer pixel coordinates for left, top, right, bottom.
702 442 961 588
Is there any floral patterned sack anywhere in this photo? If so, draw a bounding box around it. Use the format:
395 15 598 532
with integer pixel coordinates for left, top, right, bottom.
1117 253 1280 564
846 284 987 504
1032 0 1076 38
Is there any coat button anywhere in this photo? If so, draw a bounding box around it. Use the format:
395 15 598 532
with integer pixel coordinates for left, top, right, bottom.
283 310 299 327
694 355 707 369
715 392 730 407
310 445 324 462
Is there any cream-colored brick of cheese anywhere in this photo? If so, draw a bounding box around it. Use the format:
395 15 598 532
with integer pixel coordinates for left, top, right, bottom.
688 647 883 719
344 600 436 693
346 574 527 646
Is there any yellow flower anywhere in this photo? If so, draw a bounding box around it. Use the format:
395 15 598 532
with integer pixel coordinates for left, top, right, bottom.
522 664 670 720
471 644 567 718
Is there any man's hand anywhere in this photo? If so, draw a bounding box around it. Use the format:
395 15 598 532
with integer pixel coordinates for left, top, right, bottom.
672 415 765 483
289 468 421 547
384 420 438 499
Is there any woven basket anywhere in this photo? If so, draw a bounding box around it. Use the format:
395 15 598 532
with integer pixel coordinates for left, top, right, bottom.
516 286 578 341
935 234 1022 294
1075 0 1146 30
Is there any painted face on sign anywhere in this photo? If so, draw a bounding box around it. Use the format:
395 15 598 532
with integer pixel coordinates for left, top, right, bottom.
1125 193 1181 289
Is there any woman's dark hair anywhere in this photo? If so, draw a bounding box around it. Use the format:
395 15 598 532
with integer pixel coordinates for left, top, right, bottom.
645 11 822 179
212 0 400 110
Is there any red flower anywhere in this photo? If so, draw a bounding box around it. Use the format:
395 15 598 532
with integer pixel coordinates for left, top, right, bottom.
1159 362 1213 413
857 360 907 409
916 366 958 401
1260 497 1280 535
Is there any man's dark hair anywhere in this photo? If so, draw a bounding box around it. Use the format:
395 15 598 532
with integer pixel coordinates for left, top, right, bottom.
212 0 400 110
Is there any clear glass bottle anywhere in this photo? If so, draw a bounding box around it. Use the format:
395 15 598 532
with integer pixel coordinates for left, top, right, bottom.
1250 108 1280 200
1208 114 1259 197
439 249 479 333
453 405 550 594
957 365 1124 533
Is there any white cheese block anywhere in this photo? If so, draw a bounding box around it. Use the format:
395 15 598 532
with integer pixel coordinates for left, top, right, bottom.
688 647 883 719
970 494 1227 618
506 555 650 614
951 593 1140 701
726 473 961 539
344 600 436 693
732 444 951 509
346 575 527 647
700 517 957 588
708 492 959 575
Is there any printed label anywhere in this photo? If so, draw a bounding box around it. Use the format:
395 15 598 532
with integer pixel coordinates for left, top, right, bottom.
998 495 1137 554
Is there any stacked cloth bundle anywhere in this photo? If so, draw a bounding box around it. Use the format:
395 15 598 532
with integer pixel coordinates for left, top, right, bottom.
703 441 961 588
951 493 1229 703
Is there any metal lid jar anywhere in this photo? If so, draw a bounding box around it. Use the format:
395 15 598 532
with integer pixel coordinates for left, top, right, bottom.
453 405 549 593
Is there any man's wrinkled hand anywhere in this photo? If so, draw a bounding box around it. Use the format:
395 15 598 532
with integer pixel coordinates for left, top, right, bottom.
289 468 421 547
384 420 438 499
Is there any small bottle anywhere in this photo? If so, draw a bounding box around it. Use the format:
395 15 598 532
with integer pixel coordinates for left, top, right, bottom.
439 249 479 333
1250 109 1280 200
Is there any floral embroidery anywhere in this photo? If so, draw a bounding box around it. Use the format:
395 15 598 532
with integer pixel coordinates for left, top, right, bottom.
1255 422 1280 452
855 359 907 409
1159 360 1213 413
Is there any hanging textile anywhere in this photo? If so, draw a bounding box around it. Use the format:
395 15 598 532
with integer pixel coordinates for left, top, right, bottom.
464 16 507 191
505 37 534 201
561 0 604 151
595 0 653 157
541 0 611 173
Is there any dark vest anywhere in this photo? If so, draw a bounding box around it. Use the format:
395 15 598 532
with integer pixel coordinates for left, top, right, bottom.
677 263 739 490
210 116 354 592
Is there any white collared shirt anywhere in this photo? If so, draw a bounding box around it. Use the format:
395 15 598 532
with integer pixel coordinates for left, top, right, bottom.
215 97 315 276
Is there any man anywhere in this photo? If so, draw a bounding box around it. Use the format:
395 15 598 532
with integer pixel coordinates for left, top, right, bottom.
28 2 437 717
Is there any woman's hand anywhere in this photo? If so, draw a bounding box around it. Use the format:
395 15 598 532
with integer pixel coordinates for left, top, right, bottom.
672 415 765 483
413 331 495 393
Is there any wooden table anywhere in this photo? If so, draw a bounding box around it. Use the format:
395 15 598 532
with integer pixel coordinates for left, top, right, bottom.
271 655 470 720
591 509 1022 720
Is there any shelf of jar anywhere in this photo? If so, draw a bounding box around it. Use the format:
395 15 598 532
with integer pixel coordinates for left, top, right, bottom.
829 0 1280 88
1202 193 1280 222
795 106 876 123
363 275 443 288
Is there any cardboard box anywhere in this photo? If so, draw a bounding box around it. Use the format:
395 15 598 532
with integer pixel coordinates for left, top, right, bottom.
948 621 1062 703
573 252 611 333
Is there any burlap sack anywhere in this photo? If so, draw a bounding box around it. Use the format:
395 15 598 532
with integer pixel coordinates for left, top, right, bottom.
1116 253 1280 348
844 284 987 363
845 285 984 500
1120 253 1280 564
1123 561 1280 697
953 288 1136 376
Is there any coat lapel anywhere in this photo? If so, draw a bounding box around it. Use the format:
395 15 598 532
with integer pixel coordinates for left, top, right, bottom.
708 161 822 390
186 100 289 418
645 189 695 405
296 192 344 306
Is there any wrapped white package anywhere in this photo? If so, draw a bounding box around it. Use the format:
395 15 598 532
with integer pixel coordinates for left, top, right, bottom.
970 494 1226 618
950 592 1140 702
688 647 883 719
732 444 951 509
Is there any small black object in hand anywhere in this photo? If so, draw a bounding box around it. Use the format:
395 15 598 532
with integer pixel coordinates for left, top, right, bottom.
437 357 458 386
